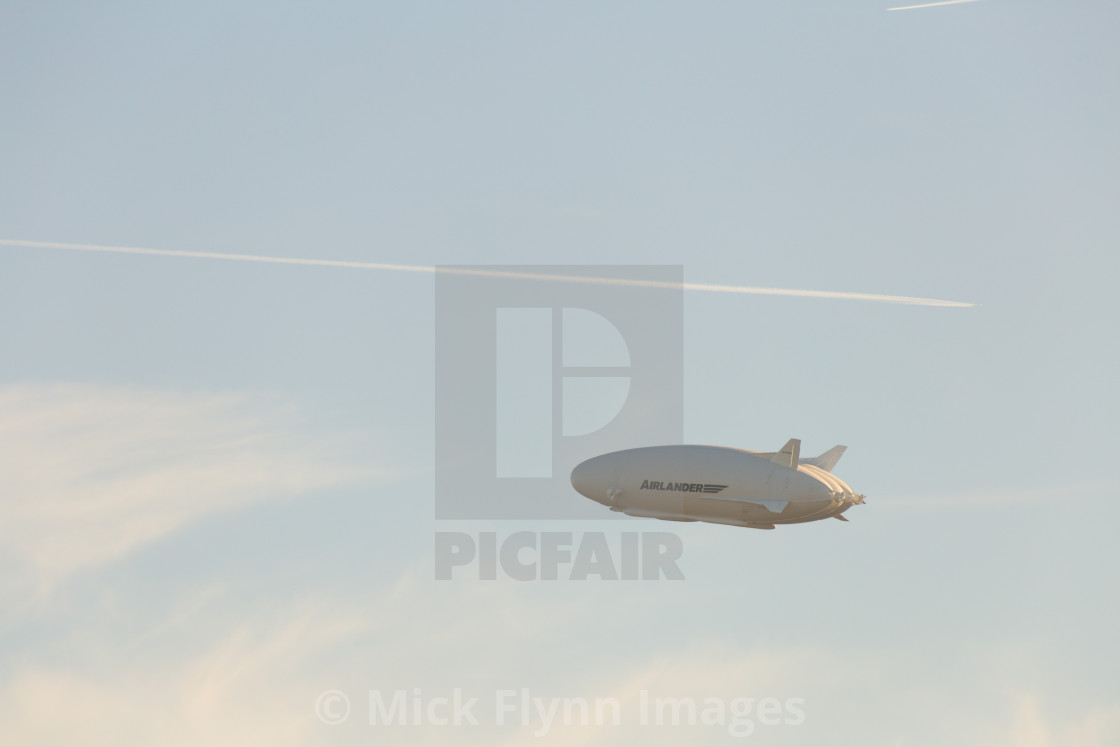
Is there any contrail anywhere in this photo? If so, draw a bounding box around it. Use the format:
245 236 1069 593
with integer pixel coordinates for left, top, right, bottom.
0 238 975 307
887 0 981 11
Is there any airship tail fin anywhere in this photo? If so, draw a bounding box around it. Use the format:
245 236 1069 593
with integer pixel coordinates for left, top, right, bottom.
803 445 847 472
768 438 800 469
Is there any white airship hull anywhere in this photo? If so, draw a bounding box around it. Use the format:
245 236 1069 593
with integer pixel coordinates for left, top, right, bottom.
570 441 863 530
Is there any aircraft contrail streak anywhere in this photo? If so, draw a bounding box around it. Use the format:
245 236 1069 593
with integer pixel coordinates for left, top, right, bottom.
0 238 975 307
887 0 980 11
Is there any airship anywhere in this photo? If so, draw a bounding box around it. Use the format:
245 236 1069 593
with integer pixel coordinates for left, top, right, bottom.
570 439 864 529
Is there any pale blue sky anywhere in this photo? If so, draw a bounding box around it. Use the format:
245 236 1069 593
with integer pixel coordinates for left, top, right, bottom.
2 2 1118 744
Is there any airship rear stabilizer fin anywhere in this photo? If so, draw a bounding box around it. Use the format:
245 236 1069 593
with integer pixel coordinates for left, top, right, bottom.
803 445 847 472
769 438 800 469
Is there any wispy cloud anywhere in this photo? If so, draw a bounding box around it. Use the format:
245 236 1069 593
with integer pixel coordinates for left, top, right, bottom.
6 570 1116 746
0 593 369 747
0 383 379 602
888 0 982 11
0 562 606 746
1 555 1118 746
0 238 976 308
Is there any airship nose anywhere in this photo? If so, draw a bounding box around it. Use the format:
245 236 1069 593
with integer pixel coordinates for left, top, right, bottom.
570 456 611 505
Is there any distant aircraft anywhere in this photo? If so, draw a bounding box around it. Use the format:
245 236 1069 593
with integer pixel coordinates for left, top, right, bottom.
570 439 864 529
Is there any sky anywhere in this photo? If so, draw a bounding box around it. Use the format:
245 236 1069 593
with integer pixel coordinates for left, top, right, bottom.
2 1 1119 744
